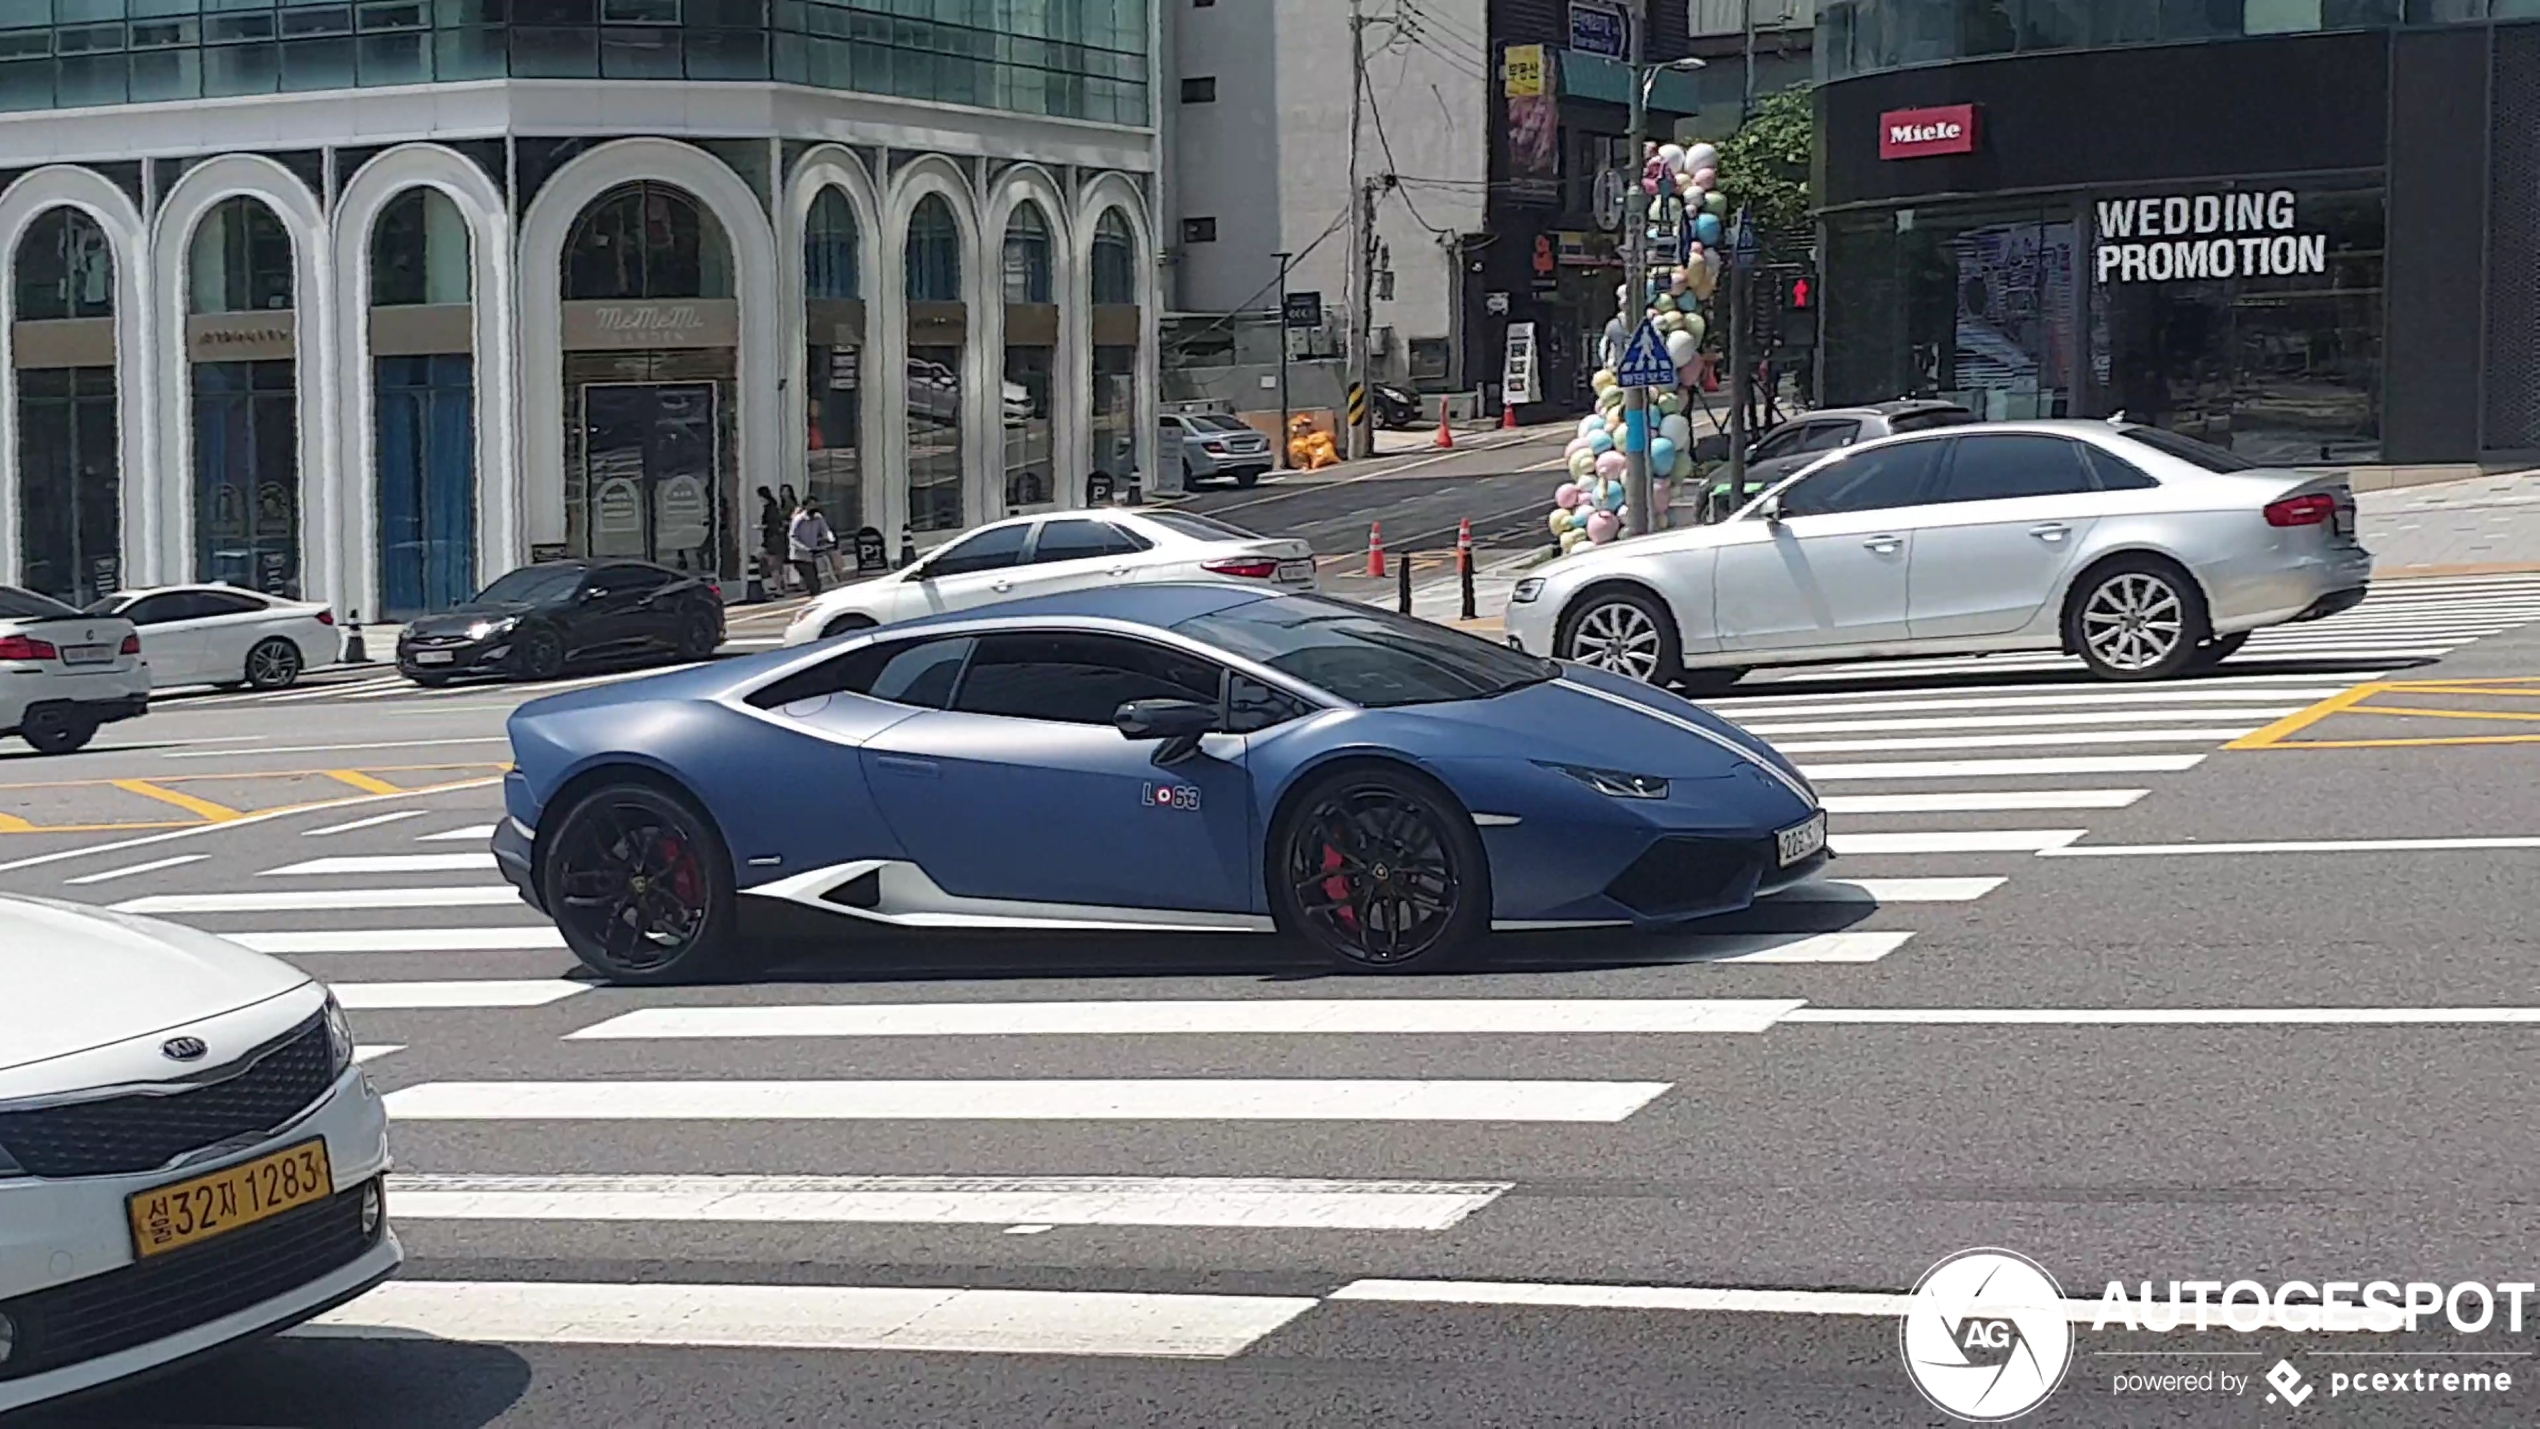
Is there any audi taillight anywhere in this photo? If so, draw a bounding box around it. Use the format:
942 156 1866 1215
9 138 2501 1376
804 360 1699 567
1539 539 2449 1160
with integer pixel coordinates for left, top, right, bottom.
2265 493 2336 527
0 635 58 660
1202 557 1282 579
316 608 336 625
119 633 140 654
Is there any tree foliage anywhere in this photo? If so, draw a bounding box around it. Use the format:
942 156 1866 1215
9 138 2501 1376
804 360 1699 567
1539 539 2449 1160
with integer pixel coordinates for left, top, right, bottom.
1717 84 1814 242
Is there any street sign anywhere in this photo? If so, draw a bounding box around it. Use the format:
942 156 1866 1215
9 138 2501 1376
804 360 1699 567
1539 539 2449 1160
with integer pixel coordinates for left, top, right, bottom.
1593 168 1626 232
1567 0 1627 60
1282 291 1322 328
1730 209 1761 272
1615 319 1677 389
853 526 887 575
1502 322 1538 405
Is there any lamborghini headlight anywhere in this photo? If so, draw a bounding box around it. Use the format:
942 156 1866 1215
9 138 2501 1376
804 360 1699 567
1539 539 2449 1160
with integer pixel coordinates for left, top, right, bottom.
1543 763 1670 800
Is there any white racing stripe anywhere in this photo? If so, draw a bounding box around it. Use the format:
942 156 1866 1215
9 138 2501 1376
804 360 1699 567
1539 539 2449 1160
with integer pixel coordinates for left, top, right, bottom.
1739 708 2296 736
1819 790 2144 813
566 999 1809 1041
299 1281 1321 1359
1832 829 2084 855
259 852 496 876
63 854 208 885
233 926 565 953
387 1173 1513 1231
1772 728 2252 754
1768 876 2004 903
384 1079 1675 1123
1800 755 2204 780
115 886 521 914
2040 836 2540 858
331 979 591 1009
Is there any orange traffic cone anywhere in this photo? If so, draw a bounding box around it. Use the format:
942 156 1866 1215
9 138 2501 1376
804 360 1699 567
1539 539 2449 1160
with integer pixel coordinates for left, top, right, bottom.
1432 402 1455 451
1366 520 1386 579
1501 402 1519 430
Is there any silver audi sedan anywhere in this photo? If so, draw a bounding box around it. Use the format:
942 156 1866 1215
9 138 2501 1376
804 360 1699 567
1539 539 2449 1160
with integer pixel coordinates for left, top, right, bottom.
1505 420 2372 687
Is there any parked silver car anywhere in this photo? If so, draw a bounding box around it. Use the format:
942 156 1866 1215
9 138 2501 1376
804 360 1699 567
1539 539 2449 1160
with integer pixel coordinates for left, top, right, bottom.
1507 420 2371 686
1166 413 1276 487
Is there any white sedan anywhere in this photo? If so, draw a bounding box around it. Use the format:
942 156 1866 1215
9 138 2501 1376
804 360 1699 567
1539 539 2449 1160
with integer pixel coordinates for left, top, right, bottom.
1 586 148 755
86 585 341 691
1507 420 2373 686
0 894 399 1414
782 508 1319 645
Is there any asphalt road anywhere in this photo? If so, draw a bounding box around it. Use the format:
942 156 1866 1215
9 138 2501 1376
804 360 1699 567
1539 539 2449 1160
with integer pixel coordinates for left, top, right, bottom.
9 575 2540 1427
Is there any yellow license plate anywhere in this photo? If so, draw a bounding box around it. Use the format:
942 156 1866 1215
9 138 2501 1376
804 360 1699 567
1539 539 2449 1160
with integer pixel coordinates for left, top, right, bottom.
127 1138 334 1259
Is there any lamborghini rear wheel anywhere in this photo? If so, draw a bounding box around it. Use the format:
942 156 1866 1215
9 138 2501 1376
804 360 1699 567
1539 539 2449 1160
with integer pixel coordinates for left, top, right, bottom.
1268 764 1489 973
542 780 748 984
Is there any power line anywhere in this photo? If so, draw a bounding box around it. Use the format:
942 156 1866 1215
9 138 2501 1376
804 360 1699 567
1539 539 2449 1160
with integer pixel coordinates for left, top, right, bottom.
1363 74 1456 238
1162 203 1352 344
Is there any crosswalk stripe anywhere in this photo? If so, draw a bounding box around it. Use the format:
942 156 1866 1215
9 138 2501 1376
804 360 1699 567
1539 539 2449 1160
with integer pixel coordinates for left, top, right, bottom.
1771 728 2253 754
1833 829 2083 854
1768 876 2004 902
232 926 564 953
301 810 431 837
332 980 590 1009
1710 688 2350 716
418 824 499 842
383 1079 1677 1122
1818 790 2143 813
260 853 495 876
354 1044 402 1062
566 999 1809 1041
300 1281 1322 1359
1739 707 2297 736
1800 755 2204 780
1673 930 1913 963
63 854 209 885
115 886 521 914
1712 672 2384 708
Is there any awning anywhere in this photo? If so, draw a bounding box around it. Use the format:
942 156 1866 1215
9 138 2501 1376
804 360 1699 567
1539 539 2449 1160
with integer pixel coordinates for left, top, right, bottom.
1557 50 1703 116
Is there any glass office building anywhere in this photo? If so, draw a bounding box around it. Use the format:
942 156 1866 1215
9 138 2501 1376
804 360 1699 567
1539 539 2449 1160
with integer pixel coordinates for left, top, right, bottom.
0 0 1159 617
1813 5 2540 466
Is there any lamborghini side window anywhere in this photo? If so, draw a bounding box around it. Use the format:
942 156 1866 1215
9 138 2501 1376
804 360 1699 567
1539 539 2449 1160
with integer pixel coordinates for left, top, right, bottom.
950 631 1225 725
746 636 974 711
1226 673 1312 733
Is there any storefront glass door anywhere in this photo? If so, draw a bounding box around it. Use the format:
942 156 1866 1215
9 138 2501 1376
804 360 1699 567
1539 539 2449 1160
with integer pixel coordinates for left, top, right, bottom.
375 353 476 620
15 366 119 604
580 381 719 572
192 358 299 596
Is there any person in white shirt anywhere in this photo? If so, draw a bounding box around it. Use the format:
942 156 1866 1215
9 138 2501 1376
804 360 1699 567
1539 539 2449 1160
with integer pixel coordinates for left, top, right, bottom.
787 500 835 596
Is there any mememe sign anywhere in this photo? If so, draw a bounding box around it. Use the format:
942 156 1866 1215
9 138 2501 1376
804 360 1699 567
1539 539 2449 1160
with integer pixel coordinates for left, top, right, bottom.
2093 190 2329 284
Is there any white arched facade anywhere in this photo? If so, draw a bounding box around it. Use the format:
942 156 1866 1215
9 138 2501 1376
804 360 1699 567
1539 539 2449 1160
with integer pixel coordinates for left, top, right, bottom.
1075 172 1159 502
779 145 887 535
984 163 1077 513
0 167 153 592
330 143 517 623
518 137 783 560
879 155 990 544
151 155 336 601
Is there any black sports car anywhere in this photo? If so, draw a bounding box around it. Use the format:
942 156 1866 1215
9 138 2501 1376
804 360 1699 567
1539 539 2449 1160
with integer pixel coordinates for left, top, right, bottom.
396 560 725 686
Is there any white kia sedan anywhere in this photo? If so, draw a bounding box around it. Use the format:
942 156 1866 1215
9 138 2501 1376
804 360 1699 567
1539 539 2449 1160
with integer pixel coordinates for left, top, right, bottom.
1506 420 2373 686
0 895 398 1414
85 585 341 691
782 508 1319 645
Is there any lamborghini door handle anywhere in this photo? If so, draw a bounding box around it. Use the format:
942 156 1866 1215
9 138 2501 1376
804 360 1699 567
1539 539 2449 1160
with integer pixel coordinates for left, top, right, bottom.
873 755 939 778
989 579 1013 593
1862 535 1903 554
2030 522 2070 542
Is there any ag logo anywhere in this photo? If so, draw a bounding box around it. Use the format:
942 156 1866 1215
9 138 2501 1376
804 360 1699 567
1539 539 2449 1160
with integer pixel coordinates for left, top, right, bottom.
1901 1248 2072 1421
1142 782 1201 812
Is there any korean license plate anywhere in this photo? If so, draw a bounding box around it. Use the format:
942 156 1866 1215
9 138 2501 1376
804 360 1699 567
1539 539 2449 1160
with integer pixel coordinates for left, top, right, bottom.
59 643 114 665
1776 811 1828 867
1276 559 1316 584
413 649 455 665
2332 506 2355 537
128 1138 333 1259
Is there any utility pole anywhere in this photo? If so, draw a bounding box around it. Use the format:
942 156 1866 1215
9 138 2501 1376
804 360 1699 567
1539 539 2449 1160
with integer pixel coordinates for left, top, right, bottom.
1727 206 1751 502
1346 0 1375 461
1619 0 1651 536
1273 248 1292 468
1741 0 1756 118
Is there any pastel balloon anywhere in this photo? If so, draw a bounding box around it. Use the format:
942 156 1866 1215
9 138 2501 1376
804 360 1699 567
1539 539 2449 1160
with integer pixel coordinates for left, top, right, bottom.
1656 391 1683 416
1672 449 1695 480
1683 312 1707 346
1657 143 1685 171
1692 166 1717 189
1650 436 1678 469
1685 143 1719 170
1660 413 1692 447
1547 510 1572 538
1594 450 1628 479
1561 529 1589 554
1587 431 1613 456
1664 329 1698 367
1693 213 1724 247
1586 510 1620 543
1704 191 1729 216
1554 482 1583 511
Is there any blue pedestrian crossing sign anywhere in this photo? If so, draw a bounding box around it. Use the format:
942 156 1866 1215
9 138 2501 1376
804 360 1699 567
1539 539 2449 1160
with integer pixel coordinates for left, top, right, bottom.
1615 319 1676 389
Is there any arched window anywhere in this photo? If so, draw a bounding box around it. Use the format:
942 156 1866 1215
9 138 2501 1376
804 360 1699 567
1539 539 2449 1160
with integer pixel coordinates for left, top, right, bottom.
805 187 859 300
14 207 113 322
371 188 472 307
1002 202 1052 305
564 181 733 301
1091 208 1136 305
905 193 961 303
188 196 293 314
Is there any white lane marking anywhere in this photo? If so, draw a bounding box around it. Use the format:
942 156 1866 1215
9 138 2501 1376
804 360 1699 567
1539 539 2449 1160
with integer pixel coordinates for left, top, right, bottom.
1834 829 2085 855
386 1173 1513 1231
260 853 495 876
566 999 1809 1041
1768 876 2004 903
0 774 508 877
1819 790 2145 813
1669 931 1913 964
1771 728 2254 754
354 1044 404 1063
2039 836 2540 858
1710 672 2383 708
1331 1278 1923 1317
303 810 431 837
63 854 209 885
2237 642 2453 656
233 926 565 953
115 886 521 914
160 737 510 759
1739 708 2297 736
1799 755 2204 781
418 824 499 842
299 1281 1321 1359
384 1079 1675 1123
331 980 591 1010
1781 1007 2540 1026
1708 688 2350 716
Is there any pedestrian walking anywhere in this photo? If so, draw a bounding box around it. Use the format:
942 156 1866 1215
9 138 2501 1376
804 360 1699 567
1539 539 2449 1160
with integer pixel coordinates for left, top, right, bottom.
788 498 834 597
756 486 788 592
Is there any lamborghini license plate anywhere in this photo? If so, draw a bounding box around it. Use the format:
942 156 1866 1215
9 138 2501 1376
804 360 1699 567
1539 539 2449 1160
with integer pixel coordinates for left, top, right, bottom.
128 1138 334 1258
1776 812 1828 867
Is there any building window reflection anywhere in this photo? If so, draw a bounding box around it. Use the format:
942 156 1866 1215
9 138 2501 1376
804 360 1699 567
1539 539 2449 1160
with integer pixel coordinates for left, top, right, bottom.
803 186 864 542
1000 200 1055 511
904 192 964 533
187 196 300 596
1088 207 1138 489
13 207 120 605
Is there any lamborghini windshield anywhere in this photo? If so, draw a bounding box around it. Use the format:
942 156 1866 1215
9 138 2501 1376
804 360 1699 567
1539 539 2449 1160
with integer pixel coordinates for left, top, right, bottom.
1177 595 1559 707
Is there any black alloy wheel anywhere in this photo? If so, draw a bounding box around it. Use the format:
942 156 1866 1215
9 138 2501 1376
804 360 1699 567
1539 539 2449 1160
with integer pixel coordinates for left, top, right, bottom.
19 706 96 755
244 636 303 690
514 624 566 681
541 782 745 983
1270 766 1488 972
676 608 721 660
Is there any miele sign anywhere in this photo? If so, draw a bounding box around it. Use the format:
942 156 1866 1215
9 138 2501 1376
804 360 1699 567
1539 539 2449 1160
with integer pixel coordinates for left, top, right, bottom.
1879 104 1980 160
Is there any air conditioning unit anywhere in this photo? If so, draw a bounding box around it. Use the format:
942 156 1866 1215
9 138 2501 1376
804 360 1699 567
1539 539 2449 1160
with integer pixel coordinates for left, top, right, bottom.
1371 325 1394 357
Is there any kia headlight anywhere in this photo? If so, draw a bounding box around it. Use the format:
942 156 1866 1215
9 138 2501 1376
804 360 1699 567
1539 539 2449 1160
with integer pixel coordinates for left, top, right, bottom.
1511 578 1544 604
465 616 518 641
1544 763 1670 800
323 990 357 1077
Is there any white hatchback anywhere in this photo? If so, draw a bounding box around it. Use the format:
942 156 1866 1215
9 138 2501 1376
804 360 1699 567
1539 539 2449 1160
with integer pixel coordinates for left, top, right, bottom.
0 895 399 1414
85 585 341 691
0 585 148 755
782 508 1319 645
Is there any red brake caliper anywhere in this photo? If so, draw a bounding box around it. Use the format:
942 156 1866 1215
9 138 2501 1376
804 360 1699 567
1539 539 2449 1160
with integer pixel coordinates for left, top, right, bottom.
1320 844 1358 931
660 835 700 904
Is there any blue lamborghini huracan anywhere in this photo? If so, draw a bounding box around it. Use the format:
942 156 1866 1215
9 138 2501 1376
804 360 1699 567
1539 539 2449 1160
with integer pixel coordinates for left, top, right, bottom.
492 584 1830 982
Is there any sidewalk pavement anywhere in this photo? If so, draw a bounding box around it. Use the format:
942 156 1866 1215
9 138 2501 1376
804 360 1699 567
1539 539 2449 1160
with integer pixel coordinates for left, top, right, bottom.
2358 468 2540 579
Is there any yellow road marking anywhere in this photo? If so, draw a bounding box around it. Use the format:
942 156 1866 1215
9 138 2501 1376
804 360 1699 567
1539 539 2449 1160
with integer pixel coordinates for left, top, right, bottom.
2224 683 2381 750
2249 733 2540 750
0 811 33 832
109 779 245 822
325 769 406 795
2351 704 2540 723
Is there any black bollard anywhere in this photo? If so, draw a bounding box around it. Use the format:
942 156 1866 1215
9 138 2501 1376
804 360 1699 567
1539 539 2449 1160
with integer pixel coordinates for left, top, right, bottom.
343 611 370 664
1397 551 1413 615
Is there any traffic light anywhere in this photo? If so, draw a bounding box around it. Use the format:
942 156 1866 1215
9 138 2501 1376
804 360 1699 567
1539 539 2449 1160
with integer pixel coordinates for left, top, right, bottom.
1773 265 1818 350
